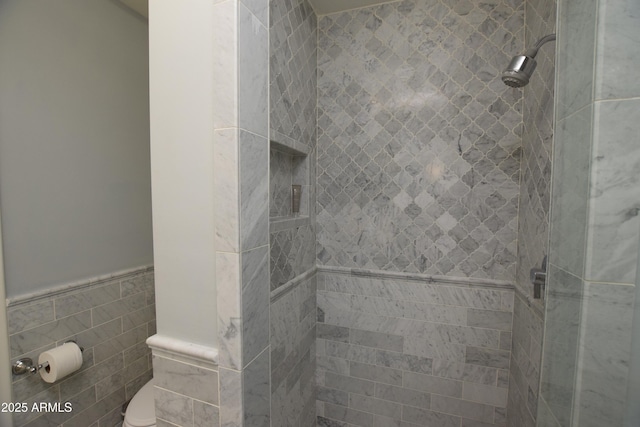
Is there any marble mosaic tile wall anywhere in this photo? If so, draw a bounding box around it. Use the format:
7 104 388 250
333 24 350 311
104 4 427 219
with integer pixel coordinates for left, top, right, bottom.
316 0 524 281
270 272 317 427
507 0 555 424
270 0 317 148
269 0 318 425
316 269 514 426
515 0 556 301
269 0 318 293
7 267 155 427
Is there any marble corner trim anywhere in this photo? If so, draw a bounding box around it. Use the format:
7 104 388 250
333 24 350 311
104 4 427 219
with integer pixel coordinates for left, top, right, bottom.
270 266 317 302
269 215 310 233
317 265 514 290
147 335 219 368
7 265 154 307
271 133 311 156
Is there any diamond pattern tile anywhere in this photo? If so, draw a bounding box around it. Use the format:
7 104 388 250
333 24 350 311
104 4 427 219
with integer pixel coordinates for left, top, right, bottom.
270 0 318 291
270 225 315 291
316 0 524 281
270 0 317 148
515 0 556 295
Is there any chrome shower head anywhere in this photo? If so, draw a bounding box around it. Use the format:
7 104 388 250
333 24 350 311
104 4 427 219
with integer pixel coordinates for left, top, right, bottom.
501 33 555 88
502 55 537 88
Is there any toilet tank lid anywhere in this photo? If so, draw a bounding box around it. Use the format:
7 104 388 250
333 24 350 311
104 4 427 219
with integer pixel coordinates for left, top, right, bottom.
125 379 156 427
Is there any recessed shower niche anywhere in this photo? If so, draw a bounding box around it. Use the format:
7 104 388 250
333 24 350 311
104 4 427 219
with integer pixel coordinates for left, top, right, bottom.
269 139 310 230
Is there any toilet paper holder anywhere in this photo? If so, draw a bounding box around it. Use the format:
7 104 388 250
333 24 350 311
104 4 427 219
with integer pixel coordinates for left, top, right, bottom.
12 341 83 376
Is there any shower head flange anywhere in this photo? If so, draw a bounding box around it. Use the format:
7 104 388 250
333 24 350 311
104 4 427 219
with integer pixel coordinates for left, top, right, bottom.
501 33 555 88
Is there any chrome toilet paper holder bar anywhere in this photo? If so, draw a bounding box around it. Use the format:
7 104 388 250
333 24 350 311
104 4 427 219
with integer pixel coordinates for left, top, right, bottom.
11 341 83 376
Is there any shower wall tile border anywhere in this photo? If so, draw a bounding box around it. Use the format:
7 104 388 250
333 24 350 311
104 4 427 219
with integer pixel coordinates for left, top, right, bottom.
8 266 155 427
317 268 514 427
317 265 514 290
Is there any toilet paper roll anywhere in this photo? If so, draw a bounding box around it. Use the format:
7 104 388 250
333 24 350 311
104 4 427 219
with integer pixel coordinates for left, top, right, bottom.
38 342 83 383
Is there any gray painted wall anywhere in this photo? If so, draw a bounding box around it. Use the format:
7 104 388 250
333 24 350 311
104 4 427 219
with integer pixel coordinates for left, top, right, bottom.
0 0 152 298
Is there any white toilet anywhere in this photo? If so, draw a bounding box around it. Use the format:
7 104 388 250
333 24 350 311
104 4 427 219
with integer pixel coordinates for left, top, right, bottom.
123 379 156 427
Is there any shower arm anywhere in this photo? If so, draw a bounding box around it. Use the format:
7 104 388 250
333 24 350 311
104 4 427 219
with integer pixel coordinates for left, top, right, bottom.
524 33 556 58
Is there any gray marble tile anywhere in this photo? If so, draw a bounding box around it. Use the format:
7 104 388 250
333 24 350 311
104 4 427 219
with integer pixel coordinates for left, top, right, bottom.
465 347 510 369
54 282 120 319
374 383 430 409
10 310 92 357
376 350 432 374
96 372 124 401
216 252 242 370
316 0 521 280
350 394 401 419
59 353 124 401
324 403 373 427
241 245 269 366
585 99 640 284
194 400 220 427
64 387 125 427
214 128 240 252
555 0 596 120
467 308 513 331
98 406 124 427
92 292 146 326
153 356 219 405
595 0 640 100
243 348 270 427
350 329 403 352
122 304 154 332
154 387 193 427
318 386 349 406
241 0 267 26
573 281 635 427
403 371 463 398
212 0 238 129
431 394 494 423
8 300 55 335
123 341 151 366
431 359 498 386
350 361 402 386
239 130 269 250
318 355 349 376
462 382 508 408
121 273 154 298
538 265 583 426
238 2 268 137
324 372 374 397
270 0 317 148
549 105 591 276
402 406 460 427
94 324 147 364
219 368 243 427
75 318 122 349
317 324 350 343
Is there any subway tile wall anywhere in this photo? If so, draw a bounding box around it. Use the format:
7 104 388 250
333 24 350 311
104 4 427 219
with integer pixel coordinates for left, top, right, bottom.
316 0 524 281
316 270 514 426
152 354 220 427
270 273 317 427
7 267 155 427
